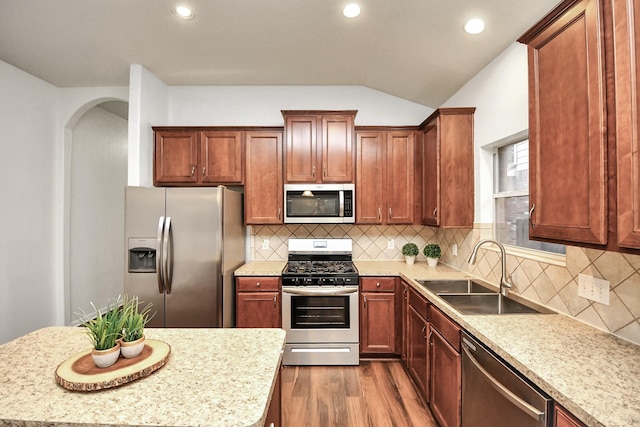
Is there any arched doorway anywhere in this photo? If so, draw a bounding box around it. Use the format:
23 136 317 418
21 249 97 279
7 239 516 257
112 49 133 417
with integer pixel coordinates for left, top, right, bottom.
67 100 128 323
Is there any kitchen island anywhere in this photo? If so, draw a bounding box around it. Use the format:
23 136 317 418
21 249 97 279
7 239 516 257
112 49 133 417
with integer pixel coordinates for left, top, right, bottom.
0 327 285 427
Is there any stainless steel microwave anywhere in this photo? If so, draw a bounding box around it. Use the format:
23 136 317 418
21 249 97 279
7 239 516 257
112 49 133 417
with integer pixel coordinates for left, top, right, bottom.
284 184 355 223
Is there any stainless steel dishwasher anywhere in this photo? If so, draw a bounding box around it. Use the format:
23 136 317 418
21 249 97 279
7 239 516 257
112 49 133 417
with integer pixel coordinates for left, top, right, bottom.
461 332 552 427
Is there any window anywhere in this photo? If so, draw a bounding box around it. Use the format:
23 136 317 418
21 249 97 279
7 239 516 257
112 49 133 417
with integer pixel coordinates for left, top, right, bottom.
494 139 565 255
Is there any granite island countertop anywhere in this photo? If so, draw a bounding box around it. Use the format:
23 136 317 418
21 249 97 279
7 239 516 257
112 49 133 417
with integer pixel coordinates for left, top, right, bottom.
235 259 640 427
0 327 286 427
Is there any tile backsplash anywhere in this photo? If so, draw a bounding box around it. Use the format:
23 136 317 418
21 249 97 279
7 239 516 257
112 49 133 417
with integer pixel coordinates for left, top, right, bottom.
250 224 640 345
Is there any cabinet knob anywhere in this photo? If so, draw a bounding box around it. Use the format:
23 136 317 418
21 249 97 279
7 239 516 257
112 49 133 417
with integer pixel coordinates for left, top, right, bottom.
376 282 381 288
256 282 261 287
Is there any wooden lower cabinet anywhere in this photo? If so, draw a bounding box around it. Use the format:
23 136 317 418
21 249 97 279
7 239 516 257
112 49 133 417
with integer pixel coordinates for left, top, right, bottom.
236 277 281 328
407 288 430 402
360 277 397 355
555 404 586 427
265 366 282 427
429 305 462 427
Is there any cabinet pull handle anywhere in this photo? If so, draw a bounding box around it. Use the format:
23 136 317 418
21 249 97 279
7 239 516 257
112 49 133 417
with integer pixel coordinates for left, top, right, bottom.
191 166 195 177
389 208 392 219
273 295 277 307
277 208 281 220
433 207 438 219
202 166 206 177
378 208 382 222
312 165 316 178
421 325 426 338
363 295 367 307
529 204 536 229
323 166 327 178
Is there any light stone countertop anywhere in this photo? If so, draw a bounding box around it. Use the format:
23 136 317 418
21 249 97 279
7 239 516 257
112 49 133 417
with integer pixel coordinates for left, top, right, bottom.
0 327 286 427
234 261 286 277
235 259 640 427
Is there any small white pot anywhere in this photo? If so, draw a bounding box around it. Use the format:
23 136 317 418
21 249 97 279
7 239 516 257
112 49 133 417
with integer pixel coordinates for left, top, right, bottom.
91 342 121 368
120 335 145 359
404 255 416 265
426 257 439 267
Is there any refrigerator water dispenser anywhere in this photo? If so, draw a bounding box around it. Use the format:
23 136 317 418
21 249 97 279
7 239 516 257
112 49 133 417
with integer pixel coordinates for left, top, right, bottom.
128 238 157 273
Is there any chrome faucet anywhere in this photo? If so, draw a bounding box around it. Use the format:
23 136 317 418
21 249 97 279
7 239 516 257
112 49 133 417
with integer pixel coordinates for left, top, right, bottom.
468 239 512 296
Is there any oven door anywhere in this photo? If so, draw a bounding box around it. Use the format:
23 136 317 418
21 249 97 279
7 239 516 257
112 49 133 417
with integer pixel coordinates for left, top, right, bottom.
282 285 360 365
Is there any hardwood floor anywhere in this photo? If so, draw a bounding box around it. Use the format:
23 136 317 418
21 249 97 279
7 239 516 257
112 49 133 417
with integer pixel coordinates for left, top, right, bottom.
281 360 438 427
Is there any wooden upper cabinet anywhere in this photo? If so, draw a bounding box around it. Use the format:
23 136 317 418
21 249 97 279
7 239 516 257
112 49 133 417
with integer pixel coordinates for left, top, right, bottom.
518 0 608 245
153 128 244 186
614 0 640 248
199 130 243 184
245 131 283 224
154 130 199 184
420 108 475 228
356 129 416 224
283 111 356 183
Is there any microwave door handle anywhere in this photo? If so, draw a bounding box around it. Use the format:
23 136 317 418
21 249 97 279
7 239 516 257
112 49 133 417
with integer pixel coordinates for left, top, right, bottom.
156 217 165 294
339 190 345 217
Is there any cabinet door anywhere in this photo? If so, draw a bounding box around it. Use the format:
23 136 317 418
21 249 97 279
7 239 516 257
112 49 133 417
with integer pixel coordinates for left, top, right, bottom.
356 131 385 224
408 305 429 402
430 329 461 427
245 132 283 224
555 404 586 427
386 131 415 224
521 0 607 244
360 292 396 354
265 366 282 427
199 130 243 183
285 115 317 183
400 281 409 365
321 114 354 182
154 131 198 184
422 123 439 225
236 292 281 328
614 0 640 248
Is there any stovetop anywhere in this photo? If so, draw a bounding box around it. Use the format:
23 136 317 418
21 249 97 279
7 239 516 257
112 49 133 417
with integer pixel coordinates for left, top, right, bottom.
284 260 357 275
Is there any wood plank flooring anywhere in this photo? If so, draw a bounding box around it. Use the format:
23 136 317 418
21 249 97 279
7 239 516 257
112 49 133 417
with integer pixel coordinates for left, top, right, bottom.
281 360 439 427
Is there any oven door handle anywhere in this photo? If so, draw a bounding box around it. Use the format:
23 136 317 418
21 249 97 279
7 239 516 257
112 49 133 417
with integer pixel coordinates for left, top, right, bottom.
282 287 359 296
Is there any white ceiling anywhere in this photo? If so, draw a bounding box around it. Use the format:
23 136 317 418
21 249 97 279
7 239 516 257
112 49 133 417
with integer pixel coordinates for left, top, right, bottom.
0 0 560 107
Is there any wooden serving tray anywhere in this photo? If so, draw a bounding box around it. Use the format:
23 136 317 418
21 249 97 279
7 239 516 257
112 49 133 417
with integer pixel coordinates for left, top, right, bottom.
55 339 170 391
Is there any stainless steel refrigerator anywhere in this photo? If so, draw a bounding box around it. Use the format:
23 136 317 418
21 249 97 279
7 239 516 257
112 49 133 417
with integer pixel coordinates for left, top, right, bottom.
124 186 245 328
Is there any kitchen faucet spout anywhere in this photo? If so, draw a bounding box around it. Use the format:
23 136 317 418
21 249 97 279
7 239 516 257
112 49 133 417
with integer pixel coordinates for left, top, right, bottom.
468 239 512 296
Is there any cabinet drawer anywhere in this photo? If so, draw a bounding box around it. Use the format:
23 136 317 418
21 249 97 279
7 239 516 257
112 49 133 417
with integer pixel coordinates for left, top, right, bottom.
237 277 280 292
409 287 429 319
361 277 396 292
429 305 460 352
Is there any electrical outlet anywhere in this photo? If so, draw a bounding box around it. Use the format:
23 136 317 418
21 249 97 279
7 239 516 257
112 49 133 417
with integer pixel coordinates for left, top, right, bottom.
452 243 458 256
578 274 610 305
262 239 269 250
387 238 394 250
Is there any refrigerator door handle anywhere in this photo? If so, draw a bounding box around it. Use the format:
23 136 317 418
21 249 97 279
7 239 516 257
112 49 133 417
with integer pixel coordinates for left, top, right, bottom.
156 216 165 294
164 216 173 294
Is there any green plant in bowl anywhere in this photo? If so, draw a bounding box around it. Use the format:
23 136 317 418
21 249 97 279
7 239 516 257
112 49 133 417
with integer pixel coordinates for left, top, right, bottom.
423 243 442 259
78 297 125 351
122 295 154 343
401 242 419 256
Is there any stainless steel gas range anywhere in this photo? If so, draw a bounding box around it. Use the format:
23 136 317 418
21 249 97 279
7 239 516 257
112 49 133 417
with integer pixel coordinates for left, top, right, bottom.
281 238 359 366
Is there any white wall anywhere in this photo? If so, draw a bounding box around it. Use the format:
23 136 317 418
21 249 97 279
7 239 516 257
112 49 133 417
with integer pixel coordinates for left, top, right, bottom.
168 86 434 126
441 42 530 223
0 60 59 344
128 65 168 187
69 106 128 323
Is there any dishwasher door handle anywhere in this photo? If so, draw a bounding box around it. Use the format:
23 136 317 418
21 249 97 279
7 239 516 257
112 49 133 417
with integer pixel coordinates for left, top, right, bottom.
462 343 544 421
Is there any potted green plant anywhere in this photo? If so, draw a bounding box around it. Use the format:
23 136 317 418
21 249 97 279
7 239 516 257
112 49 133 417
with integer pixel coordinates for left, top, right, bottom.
79 298 125 368
401 242 419 265
120 295 154 359
423 243 442 267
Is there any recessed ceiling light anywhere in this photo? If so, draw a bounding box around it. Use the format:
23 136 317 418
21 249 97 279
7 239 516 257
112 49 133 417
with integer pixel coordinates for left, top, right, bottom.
343 3 361 18
464 18 485 34
174 6 194 20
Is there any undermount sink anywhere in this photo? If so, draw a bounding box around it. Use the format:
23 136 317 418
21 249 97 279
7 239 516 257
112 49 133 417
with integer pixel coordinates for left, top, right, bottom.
417 279 495 294
439 293 553 315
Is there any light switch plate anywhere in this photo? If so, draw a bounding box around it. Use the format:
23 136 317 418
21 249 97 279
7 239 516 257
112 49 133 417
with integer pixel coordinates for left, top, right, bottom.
262 239 269 250
387 238 394 250
578 274 610 305
452 243 458 256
